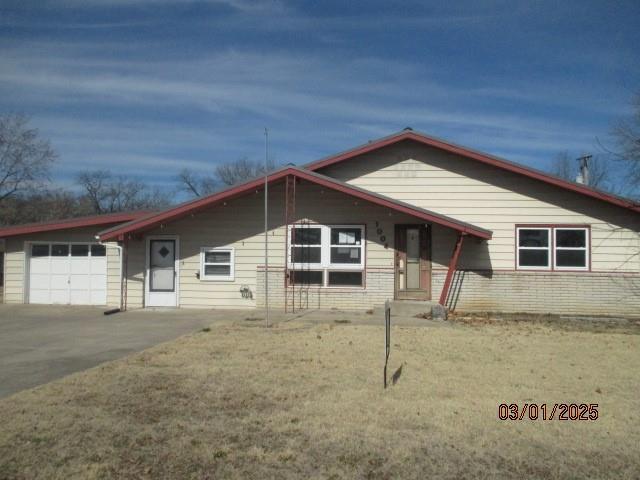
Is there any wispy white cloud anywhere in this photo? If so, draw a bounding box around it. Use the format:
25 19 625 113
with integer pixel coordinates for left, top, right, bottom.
0 0 633 192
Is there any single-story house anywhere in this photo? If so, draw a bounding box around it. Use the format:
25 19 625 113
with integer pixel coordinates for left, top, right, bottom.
1 129 639 316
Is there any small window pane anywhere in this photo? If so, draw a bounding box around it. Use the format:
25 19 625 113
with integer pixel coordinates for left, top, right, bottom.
330 247 361 264
204 265 231 276
519 249 548 267
519 229 548 247
91 244 106 257
556 229 586 248
331 228 361 245
31 244 49 257
291 246 321 263
51 244 69 256
556 250 586 268
328 271 363 286
205 251 230 263
71 244 89 256
292 227 322 245
290 270 323 285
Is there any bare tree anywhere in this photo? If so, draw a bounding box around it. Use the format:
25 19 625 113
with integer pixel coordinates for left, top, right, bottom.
584 156 611 190
215 157 275 187
551 151 575 181
76 170 170 214
176 168 218 197
177 157 276 197
0 114 55 203
611 91 640 189
0 189 88 226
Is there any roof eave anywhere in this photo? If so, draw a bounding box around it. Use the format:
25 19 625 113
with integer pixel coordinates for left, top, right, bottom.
0 211 152 239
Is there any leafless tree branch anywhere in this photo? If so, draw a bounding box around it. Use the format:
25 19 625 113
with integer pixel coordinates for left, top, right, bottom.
0 114 55 203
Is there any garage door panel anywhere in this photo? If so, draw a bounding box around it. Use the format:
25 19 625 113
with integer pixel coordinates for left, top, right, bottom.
29 274 51 290
29 289 50 304
89 274 107 289
29 243 108 306
70 290 91 305
50 288 70 304
29 258 50 274
90 257 107 272
49 274 69 288
90 289 107 305
69 275 90 290
70 259 91 274
50 258 70 274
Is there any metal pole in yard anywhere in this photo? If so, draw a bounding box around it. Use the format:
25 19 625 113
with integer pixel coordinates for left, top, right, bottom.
384 299 391 389
264 128 270 328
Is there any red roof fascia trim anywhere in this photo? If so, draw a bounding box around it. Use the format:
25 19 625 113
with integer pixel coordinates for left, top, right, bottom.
291 169 492 239
99 170 292 241
99 167 492 241
306 131 640 213
0 211 150 238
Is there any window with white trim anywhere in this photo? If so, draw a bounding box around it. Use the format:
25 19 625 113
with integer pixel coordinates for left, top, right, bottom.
516 228 551 269
200 247 234 281
554 228 588 270
288 224 365 287
516 226 589 271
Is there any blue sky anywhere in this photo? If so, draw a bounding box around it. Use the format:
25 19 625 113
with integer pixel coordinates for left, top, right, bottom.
1 0 638 195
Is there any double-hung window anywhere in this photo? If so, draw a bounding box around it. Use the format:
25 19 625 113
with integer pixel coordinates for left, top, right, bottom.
200 247 234 281
516 226 589 271
554 228 588 270
288 224 365 287
516 228 551 269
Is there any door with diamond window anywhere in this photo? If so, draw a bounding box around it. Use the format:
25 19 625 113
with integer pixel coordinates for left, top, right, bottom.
146 237 179 307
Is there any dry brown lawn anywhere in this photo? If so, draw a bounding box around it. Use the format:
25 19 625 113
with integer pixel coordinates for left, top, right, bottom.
1 316 639 479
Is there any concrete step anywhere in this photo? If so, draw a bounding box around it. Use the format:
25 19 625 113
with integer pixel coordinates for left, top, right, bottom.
373 300 446 319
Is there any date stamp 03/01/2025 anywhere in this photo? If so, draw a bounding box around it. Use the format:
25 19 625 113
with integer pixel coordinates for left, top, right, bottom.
498 403 599 421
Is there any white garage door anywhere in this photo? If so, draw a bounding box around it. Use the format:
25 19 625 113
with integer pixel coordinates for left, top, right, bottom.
28 243 108 305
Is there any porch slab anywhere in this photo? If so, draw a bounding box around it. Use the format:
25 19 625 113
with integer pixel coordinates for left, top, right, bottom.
372 300 445 319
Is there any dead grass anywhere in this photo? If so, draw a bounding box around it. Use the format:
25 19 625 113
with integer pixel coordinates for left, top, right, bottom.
1 318 639 479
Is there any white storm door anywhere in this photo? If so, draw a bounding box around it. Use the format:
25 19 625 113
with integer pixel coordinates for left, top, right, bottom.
147 238 178 307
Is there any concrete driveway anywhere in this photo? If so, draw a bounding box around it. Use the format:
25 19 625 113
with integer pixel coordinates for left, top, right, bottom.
0 305 249 398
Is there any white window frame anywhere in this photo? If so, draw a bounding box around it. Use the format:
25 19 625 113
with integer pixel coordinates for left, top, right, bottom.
287 224 365 287
516 227 551 270
288 225 324 269
553 227 589 271
200 247 235 281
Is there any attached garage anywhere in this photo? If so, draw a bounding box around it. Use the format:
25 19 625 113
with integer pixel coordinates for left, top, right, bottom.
0 211 149 308
28 242 107 305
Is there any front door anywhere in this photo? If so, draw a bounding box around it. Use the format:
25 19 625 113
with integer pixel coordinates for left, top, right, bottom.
146 237 178 307
395 225 431 300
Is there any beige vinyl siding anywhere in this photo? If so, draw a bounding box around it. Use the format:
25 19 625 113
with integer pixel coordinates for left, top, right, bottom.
124 182 414 309
2 227 121 306
319 142 640 273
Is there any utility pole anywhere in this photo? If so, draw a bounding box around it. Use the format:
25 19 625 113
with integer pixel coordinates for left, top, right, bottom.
576 154 592 186
264 128 270 328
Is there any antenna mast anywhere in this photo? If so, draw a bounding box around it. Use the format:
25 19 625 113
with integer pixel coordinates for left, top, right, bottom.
264 128 270 327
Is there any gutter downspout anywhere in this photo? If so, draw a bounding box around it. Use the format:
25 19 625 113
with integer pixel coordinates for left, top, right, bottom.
439 233 466 308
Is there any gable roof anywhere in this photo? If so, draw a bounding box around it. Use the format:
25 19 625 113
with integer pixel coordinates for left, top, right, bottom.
98 166 492 241
0 211 152 239
305 129 640 214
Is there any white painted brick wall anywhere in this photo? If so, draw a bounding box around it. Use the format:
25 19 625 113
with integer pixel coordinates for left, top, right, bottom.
256 268 395 310
434 270 640 317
